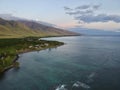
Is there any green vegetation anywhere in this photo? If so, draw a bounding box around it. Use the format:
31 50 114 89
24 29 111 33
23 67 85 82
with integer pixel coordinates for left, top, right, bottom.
0 18 78 73
0 37 64 73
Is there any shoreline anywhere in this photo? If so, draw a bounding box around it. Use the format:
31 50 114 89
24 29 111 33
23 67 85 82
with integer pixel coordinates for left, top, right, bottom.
39 34 81 39
0 42 64 73
0 34 81 39
1 55 19 73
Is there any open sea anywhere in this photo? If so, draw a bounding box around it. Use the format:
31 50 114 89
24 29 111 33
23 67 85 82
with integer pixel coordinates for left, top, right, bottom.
0 36 120 90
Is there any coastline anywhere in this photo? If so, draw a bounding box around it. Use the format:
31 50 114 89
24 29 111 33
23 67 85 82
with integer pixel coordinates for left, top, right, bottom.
39 34 81 39
1 44 63 73
0 33 81 39
0 38 64 74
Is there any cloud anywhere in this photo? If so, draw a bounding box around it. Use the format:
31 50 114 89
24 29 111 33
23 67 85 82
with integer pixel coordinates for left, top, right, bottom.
75 5 90 10
75 4 100 10
64 4 120 23
66 10 93 15
75 14 120 23
64 6 72 11
64 4 100 11
92 5 101 10
0 13 28 20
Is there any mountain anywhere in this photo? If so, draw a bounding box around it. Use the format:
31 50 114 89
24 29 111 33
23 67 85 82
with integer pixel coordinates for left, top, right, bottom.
0 14 29 21
0 14 56 27
69 27 120 36
0 18 79 38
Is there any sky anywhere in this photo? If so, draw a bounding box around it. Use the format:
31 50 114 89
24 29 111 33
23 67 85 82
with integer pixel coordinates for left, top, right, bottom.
0 0 120 31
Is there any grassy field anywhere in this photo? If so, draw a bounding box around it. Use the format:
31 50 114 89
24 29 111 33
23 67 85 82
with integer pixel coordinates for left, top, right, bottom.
0 37 64 73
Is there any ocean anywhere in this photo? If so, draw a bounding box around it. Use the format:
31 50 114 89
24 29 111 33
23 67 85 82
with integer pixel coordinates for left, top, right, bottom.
0 36 120 90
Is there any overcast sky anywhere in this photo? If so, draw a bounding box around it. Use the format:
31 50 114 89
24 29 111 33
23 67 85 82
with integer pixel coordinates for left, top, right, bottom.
0 0 120 31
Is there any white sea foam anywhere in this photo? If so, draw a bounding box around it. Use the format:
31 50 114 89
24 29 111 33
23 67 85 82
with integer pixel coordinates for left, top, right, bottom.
73 81 90 89
55 84 67 90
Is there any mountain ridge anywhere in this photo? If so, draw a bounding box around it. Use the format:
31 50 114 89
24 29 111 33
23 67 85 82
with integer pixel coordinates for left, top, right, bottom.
0 18 80 38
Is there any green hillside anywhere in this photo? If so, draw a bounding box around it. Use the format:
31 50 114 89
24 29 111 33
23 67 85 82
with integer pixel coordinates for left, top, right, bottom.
0 18 79 38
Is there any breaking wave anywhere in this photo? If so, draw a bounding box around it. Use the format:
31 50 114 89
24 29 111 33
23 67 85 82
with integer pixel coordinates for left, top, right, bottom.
55 84 67 90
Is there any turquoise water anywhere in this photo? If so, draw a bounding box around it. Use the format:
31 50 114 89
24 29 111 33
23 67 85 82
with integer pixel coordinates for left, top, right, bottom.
0 36 120 90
